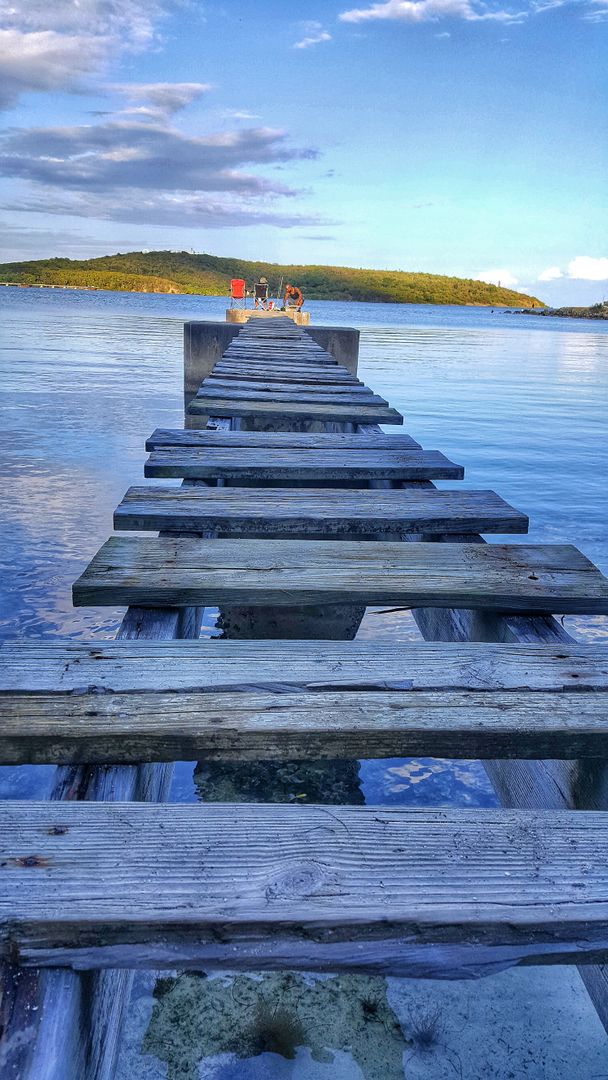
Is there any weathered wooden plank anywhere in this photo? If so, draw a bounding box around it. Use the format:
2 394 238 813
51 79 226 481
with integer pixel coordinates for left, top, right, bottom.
2 687 608 764
2 803 608 972
355 423 608 1025
203 379 374 397
73 537 608 613
0 607 203 1080
188 397 404 425
114 487 527 537
211 366 358 383
144 447 464 480
146 429 420 451
4 640 604 692
196 386 389 406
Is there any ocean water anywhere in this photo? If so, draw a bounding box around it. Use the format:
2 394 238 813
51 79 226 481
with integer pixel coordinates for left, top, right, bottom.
1 287 607 1077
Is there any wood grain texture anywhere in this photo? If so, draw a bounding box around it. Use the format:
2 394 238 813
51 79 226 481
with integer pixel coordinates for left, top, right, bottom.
211 367 358 384
114 486 525 536
144 447 464 481
73 537 608 613
2 802 608 971
4 639 605 691
147 429 420 450
195 386 388 406
188 397 404 425
2 689 608 764
203 379 375 397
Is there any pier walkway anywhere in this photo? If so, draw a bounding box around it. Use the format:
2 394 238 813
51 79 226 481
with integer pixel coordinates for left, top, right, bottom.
1 316 608 1078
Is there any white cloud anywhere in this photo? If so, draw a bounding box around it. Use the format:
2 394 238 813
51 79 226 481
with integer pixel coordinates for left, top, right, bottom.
0 119 317 195
538 265 563 281
111 83 212 119
0 0 166 109
293 21 332 47
0 114 323 229
340 0 525 24
474 268 519 287
222 110 262 121
567 256 608 281
1 192 327 230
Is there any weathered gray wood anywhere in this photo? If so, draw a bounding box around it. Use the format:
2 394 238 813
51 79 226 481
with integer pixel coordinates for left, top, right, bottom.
147 428 420 451
188 397 404 425
196 386 389 406
2 803 608 972
4 640 605 692
211 366 359 384
0 610 199 1080
2 688 608 764
203 378 375 398
355 423 608 1027
114 487 525 537
73 537 608 613
144 447 464 481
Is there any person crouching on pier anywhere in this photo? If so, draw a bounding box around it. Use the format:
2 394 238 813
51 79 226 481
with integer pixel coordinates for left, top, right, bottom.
284 283 304 311
254 276 269 310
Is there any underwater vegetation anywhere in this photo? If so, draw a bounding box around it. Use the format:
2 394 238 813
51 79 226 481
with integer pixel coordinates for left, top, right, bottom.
142 971 409 1080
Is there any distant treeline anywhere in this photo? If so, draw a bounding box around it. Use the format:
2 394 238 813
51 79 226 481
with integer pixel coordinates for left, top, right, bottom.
0 250 543 308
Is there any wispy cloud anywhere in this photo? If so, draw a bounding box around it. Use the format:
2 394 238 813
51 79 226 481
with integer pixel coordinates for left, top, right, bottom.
340 0 605 23
0 121 317 194
1 192 328 230
293 20 332 47
0 0 167 109
340 0 526 24
111 83 212 120
0 114 322 229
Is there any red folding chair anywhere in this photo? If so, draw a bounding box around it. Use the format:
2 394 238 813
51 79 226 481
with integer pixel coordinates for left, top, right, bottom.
230 278 246 308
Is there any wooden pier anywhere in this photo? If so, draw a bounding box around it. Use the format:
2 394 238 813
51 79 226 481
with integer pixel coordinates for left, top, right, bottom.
1 315 608 1078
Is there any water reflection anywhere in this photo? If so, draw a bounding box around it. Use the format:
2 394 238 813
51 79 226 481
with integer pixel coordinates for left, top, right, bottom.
1 289 608 1077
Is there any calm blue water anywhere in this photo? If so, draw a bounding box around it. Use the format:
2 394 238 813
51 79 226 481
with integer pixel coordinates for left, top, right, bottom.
1 288 608 1078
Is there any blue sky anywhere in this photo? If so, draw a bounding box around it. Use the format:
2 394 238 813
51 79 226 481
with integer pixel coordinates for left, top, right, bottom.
0 0 606 303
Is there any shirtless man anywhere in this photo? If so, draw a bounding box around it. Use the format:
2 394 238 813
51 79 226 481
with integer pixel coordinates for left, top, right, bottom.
283 283 304 310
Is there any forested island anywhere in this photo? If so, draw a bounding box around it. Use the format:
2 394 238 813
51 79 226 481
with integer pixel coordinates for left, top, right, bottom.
0 250 542 308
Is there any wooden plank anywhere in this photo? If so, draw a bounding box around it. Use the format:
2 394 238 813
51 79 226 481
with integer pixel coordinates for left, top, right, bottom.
195 386 389 406
204 379 372 396
4 640 606 693
72 537 608 614
211 365 357 383
188 398 404 424
144 447 464 480
355 423 608 1025
2 690 607 763
0 603 205 1080
146 429 420 451
114 486 527 537
2 803 608 972
2 638 607 762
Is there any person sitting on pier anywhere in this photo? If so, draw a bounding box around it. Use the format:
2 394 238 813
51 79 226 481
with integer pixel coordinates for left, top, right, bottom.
284 283 304 310
253 276 269 310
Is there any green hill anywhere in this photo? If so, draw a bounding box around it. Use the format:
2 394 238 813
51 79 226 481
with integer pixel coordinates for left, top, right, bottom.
0 250 543 307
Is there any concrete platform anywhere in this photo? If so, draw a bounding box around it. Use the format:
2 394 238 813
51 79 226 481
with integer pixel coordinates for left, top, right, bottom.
226 308 310 325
